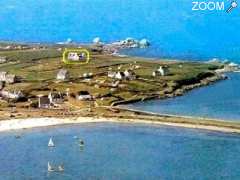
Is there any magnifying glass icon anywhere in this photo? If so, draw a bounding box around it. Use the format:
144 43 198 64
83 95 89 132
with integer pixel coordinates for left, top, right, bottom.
227 1 238 13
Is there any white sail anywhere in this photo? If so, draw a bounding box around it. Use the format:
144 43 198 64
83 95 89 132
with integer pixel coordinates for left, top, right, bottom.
58 165 64 172
48 162 54 172
48 138 55 147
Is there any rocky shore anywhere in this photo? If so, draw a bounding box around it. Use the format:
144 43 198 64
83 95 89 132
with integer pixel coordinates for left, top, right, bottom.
90 37 150 55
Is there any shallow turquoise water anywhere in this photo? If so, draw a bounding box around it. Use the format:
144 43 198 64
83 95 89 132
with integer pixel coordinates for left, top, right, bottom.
0 123 240 180
128 73 240 121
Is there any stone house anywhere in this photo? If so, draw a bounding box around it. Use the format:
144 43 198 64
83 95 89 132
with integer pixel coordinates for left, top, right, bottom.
38 95 51 109
5 74 17 84
57 69 69 81
76 91 92 101
124 70 136 80
0 72 17 83
0 56 7 63
48 92 64 104
152 66 169 77
0 90 24 100
115 72 125 80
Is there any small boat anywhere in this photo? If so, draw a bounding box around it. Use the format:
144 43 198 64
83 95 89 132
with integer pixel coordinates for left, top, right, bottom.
58 164 64 172
79 140 84 147
48 162 54 172
48 138 55 147
15 135 21 139
73 136 78 139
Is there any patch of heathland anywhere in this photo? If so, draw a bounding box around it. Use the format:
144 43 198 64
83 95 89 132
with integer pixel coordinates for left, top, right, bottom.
0 42 226 120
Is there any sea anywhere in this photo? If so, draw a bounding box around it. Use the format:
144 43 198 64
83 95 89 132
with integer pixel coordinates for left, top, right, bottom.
0 123 240 180
0 0 240 179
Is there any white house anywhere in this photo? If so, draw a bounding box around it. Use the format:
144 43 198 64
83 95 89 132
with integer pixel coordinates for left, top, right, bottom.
57 69 69 81
48 92 64 105
108 71 117 78
37 95 51 108
68 52 79 61
5 74 17 84
0 56 7 63
115 72 125 80
76 91 92 101
0 72 17 83
153 66 169 77
0 90 24 100
124 70 136 80
0 72 7 81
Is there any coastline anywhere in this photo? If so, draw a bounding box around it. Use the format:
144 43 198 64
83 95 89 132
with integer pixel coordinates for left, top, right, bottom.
1 114 240 134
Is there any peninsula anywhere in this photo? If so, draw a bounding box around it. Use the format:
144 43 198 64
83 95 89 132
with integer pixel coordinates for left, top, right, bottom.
0 41 239 133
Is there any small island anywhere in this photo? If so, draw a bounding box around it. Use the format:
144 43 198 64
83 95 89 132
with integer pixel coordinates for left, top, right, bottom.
0 41 239 133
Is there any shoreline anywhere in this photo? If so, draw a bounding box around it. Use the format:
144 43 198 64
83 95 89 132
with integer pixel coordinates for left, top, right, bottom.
1 115 240 134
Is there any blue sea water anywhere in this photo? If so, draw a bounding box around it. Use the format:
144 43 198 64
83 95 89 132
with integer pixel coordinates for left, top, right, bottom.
0 123 240 180
0 0 240 61
128 73 240 121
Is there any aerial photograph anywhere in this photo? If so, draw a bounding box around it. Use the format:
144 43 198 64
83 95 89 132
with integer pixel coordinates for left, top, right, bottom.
0 0 240 179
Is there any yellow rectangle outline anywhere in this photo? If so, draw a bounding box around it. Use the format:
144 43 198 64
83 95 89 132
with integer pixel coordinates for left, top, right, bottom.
63 49 90 65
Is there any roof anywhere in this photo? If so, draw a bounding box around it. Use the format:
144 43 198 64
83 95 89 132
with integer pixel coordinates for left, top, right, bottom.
77 91 90 95
58 69 69 75
39 96 50 104
49 92 63 99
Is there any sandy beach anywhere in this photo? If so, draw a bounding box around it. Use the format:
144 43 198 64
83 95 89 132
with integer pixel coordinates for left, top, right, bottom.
1 116 240 134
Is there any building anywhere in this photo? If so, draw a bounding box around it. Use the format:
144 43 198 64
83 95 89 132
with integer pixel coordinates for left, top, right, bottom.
0 81 4 90
152 66 169 77
57 69 69 81
48 92 64 104
0 72 17 83
108 71 117 78
115 72 125 80
76 91 92 101
0 90 24 100
68 52 79 61
0 72 7 81
124 70 136 80
0 56 7 63
5 74 17 84
38 95 51 108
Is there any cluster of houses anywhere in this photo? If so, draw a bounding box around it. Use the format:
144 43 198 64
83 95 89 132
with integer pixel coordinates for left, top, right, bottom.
0 71 17 84
108 69 136 80
0 90 24 101
152 66 169 77
67 52 87 61
0 45 30 51
37 90 93 109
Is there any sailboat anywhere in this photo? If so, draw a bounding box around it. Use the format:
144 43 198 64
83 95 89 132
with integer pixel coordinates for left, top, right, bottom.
58 164 64 172
48 138 55 147
79 139 84 147
48 162 54 172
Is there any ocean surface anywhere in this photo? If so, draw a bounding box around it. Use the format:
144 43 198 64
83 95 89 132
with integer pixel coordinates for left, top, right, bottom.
128 73 240 121
0 123 240 180
0 0 240 62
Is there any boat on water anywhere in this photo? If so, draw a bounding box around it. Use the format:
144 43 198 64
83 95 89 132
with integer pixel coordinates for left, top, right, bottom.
79 139 84 147
48 162 54 172
58 164 64 172
48 138 55 147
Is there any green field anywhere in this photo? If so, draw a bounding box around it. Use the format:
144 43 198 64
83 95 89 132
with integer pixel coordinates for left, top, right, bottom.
0 46 222 107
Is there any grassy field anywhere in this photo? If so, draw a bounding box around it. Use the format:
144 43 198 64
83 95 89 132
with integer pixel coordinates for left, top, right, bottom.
0 46 222 108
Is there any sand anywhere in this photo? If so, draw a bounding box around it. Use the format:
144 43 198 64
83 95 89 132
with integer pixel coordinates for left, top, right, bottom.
0 116 240 134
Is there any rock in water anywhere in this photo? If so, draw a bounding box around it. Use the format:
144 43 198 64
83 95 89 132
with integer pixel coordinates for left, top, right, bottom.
139 39 150 48
93 37 101 44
